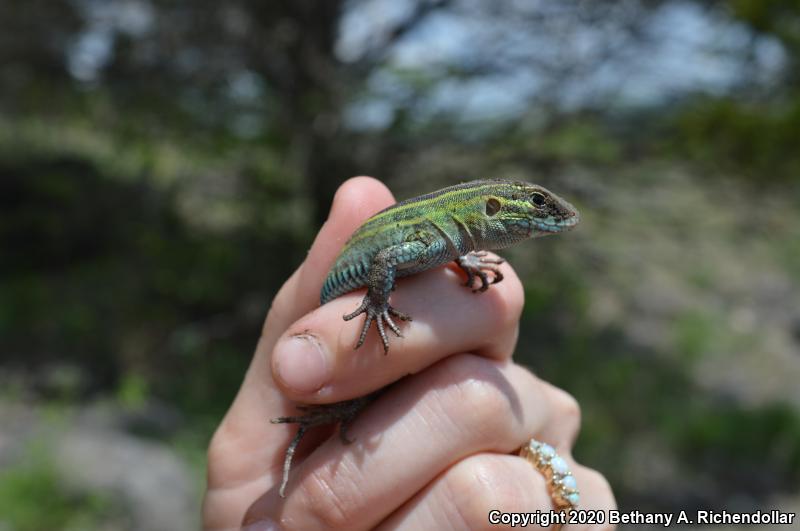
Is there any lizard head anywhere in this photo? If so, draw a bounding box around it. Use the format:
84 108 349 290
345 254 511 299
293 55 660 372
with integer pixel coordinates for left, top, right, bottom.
477 180 580 247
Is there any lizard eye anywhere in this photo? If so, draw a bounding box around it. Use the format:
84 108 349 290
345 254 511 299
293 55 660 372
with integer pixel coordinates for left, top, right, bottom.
485 197 502 216
531 192 546 207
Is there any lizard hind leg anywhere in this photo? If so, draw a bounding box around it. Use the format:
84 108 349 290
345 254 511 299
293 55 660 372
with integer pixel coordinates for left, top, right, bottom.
270 395 376 497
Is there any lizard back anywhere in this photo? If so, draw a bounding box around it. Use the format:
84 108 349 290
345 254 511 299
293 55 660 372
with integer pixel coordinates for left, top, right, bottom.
320 179 579 304
320 180 504 303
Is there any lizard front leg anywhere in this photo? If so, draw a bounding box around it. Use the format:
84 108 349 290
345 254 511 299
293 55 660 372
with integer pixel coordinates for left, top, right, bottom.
343 239 431 353
456 250 505 292
271 239 440 495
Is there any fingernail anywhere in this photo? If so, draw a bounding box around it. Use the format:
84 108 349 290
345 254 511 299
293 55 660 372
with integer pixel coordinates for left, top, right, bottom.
274 334 331 393
242 518 281 531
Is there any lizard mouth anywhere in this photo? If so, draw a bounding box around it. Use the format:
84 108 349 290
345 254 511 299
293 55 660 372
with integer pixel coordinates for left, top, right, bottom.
535 213 580 233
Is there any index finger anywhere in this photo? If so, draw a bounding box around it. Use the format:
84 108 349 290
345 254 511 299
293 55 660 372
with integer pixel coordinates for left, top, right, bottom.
204 177 395 528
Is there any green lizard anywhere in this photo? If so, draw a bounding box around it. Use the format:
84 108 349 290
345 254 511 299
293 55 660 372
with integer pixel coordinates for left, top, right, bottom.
272 179 580 496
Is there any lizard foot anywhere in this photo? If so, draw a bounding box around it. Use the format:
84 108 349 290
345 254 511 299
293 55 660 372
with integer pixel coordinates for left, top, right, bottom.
456 251 505 292
343 296 411 352
271 394 376 497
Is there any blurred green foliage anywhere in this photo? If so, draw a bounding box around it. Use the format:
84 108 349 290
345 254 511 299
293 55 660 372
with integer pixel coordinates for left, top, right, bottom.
0 446 126 530
2 0 800 521
668 0 800 181
672 98 800 181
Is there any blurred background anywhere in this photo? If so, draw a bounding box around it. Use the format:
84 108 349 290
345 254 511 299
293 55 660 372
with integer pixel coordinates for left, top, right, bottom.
2 0 800 529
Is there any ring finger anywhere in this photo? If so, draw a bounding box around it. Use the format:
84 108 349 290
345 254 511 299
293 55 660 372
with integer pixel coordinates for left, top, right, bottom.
243 355 582 529
378 452 616 530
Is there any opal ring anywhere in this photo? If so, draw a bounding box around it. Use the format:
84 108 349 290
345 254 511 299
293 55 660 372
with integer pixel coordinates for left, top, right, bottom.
519 438 580 514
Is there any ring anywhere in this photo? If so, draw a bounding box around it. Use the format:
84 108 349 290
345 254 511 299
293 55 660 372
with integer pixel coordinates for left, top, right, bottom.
519 438 580 513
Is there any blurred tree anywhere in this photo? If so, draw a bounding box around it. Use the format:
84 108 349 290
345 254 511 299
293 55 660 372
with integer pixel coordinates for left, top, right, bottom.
0 0 81 103
667 0 800 181
3 0 800 516
1 0 686 218
104 0 362 223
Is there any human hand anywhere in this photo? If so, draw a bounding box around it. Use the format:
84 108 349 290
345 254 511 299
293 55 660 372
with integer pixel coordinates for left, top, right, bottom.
202 176 616 530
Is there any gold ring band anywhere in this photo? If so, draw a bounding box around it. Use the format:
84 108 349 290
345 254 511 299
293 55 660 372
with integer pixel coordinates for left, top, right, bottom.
519 438 580 513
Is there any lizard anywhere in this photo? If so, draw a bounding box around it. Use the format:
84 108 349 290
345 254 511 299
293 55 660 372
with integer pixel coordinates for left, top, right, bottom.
271 179 580 496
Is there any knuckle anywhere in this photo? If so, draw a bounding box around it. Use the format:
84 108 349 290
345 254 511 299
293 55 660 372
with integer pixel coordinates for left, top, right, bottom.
206 422 237 487
444 373 514 441
491 276 524 331
301 470 359 529
553 388 581 426
444 457 531 530
579 467 616 508
206 429 225 467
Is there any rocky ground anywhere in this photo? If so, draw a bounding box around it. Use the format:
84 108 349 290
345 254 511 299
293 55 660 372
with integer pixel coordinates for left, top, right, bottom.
0 401 199 531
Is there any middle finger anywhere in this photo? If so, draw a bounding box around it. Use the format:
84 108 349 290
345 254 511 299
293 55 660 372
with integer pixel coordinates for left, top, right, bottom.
246 354 578 530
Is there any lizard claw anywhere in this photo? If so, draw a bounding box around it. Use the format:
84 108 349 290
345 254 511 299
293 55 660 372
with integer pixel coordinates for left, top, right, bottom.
456 251 505 292
343 297 411 353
